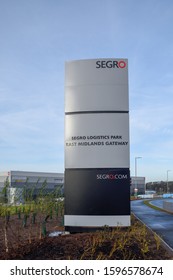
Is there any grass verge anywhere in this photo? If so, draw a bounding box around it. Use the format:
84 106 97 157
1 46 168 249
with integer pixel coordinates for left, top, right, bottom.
143 199 173 215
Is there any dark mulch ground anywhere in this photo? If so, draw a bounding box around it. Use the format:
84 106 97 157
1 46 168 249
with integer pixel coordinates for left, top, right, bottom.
0 214 173 260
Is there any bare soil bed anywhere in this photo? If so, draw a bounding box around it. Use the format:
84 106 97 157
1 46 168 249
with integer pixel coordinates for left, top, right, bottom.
0 214 173 260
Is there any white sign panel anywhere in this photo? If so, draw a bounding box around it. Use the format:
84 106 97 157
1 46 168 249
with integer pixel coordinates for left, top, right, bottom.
65 113 129 168
65 58 128 112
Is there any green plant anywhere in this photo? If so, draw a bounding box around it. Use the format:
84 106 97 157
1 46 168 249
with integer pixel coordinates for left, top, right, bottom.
23 214 29 228
32 212 37 224
1 178 9 204
154 233 161 250
41 221 47 237
17 209 21 219
5 211 10 223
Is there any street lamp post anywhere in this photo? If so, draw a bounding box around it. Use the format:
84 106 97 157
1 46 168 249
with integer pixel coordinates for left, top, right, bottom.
135 157 142 177
167 170 171 193
134 157 142 197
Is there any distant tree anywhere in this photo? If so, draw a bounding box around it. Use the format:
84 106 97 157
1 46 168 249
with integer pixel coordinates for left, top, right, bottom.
1 177 10 203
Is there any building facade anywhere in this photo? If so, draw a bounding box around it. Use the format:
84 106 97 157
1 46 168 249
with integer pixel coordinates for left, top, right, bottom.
130 176 145 196
0 171 64 204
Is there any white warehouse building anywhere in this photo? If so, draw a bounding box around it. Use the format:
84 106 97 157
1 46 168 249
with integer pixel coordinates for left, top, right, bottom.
0 170 64 204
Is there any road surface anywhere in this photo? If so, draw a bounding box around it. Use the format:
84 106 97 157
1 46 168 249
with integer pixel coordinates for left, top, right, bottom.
131 199 173 250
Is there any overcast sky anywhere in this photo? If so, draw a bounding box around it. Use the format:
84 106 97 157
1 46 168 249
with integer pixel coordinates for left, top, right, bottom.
0 0 173 182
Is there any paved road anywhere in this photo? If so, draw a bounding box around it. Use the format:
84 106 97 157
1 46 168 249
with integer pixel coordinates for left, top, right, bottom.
150 198 173 209
131 199 173 250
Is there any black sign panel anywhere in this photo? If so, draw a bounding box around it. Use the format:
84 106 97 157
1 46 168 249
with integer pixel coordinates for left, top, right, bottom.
65 168 130 216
